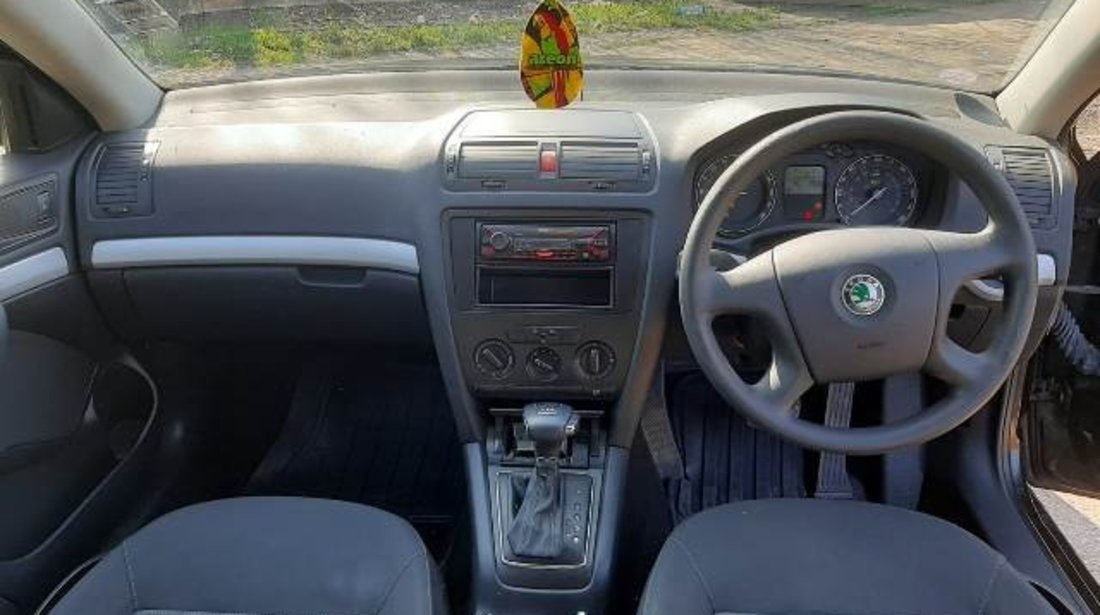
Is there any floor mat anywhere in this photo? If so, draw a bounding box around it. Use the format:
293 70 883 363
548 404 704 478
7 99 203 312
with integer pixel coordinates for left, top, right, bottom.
245 356 466 560
665 372 806 523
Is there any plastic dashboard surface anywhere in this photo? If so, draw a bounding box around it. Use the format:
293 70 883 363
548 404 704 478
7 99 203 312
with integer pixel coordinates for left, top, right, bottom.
72 70 1076 447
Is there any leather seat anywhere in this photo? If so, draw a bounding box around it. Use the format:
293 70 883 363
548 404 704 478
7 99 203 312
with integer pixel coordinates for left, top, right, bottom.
48 497 446 615
640 499 1057 615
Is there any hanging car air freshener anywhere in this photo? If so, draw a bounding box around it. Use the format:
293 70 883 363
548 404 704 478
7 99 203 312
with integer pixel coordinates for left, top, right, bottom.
519 0 584 108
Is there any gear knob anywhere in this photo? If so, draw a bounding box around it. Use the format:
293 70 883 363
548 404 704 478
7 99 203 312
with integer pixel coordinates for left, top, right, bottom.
522 402 578 459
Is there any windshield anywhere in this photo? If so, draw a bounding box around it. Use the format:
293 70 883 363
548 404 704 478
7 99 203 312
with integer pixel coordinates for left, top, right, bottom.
77 0 1073 92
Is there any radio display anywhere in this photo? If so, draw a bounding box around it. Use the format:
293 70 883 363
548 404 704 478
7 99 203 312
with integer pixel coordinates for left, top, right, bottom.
478 223 613 262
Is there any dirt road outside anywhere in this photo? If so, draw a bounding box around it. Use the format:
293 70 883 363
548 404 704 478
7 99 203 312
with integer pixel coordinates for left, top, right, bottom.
90 0 1071 92
1078 96 1100 159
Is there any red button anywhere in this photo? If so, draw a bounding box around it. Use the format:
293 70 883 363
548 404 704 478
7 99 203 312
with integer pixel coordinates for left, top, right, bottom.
540 149 558 174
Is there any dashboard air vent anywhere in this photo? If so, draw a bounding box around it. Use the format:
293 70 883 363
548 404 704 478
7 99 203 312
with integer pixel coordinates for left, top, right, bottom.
458 142 539 179
92 142 157 218
559 143 642 181
989 146 1055 230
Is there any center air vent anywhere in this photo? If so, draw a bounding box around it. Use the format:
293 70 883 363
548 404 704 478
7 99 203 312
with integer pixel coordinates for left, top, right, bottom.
458 142 539 179
987 146 1055 230
559 143 642 181
91 142 157 218
443 110 657 193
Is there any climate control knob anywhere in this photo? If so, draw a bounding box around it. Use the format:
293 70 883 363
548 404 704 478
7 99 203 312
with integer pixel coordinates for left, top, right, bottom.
526 347 562 382
474 340 514 379
576 341 615 379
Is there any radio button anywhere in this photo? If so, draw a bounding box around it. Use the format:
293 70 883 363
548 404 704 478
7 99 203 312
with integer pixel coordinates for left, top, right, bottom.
488 230 512 251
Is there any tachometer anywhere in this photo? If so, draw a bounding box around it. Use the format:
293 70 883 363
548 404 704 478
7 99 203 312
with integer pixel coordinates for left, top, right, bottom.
696 154 777 236
835 154 918 226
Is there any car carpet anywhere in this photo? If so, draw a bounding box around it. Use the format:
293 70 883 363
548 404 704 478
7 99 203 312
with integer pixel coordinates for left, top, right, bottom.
664 372 807 523
244 355 466 562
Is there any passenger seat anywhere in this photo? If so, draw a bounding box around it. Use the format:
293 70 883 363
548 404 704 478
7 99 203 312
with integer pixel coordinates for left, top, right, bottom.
46 497 446 615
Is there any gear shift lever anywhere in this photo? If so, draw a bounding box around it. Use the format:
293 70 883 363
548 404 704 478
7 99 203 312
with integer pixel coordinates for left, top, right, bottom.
507 402 577 559
523 402 578 460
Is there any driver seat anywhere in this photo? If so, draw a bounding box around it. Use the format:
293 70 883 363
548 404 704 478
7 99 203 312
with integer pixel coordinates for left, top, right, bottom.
639 499 1057 615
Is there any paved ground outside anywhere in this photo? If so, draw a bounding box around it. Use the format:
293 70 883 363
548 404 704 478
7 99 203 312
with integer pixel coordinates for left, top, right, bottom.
1033 487 1100 582
600 0 1064 92
1078 97 1100 159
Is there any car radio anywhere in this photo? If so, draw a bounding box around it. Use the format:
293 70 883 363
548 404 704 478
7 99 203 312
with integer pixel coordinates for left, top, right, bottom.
478 223 612 262
475 222 616 308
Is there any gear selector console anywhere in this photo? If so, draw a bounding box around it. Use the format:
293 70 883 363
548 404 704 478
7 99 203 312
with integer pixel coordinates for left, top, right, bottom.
503 403 592 564
487 403 604 586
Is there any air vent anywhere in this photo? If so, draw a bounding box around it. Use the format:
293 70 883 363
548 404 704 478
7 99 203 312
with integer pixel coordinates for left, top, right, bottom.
458 142 539 179
92 142 157 218
442 112 657 193
988 146 1055 230
559 143 642 181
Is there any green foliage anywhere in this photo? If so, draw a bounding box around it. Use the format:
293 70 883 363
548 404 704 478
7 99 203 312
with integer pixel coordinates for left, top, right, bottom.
573 1 778 33
253 28 299 66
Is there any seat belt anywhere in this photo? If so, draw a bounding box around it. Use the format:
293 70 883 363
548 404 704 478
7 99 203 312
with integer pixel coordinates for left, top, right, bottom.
639 366 684 482
815 382 856 500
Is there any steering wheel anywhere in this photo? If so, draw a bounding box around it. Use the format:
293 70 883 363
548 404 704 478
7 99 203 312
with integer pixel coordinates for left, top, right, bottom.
680 111 1038 454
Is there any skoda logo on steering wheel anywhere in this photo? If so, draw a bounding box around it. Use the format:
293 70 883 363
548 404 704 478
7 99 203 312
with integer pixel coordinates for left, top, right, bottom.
842 274 886 316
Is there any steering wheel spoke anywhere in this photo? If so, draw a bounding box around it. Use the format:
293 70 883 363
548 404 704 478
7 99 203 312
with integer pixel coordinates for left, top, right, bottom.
700 253 782 317
750 352 814 416
922 228 1017 294
702 253 814 413
925 336 995 388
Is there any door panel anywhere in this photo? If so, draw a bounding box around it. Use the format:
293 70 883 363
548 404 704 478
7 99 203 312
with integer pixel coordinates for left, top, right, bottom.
0 247 68 303
0 48 157 614
0 331 93 464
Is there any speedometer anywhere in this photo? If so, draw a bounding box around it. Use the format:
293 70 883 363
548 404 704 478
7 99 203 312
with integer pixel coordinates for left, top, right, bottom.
835 154 918 226
695 154 777 236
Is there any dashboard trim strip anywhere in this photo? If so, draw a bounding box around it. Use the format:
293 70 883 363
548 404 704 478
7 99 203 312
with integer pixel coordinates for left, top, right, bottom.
91 236 420 274
0 247 70 302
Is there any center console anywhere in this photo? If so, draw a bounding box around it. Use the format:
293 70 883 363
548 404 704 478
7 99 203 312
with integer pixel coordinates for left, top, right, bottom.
446 211 650 400
440 110 658 615
445 208 651 612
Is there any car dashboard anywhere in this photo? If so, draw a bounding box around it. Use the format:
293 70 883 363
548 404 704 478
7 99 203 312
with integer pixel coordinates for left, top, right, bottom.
70 70 1074 450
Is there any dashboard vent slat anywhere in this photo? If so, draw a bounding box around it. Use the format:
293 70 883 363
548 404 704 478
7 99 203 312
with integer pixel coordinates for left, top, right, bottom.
458 142 539 179
92 142 156 218
993 146 1055 230
559 143 641 181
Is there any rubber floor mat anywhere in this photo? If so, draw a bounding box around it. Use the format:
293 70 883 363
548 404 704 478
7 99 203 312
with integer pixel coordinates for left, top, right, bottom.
245 356 465 559
666 372 805 523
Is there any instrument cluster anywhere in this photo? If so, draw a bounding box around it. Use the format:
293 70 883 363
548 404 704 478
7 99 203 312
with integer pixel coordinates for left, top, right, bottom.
694 141 938 239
